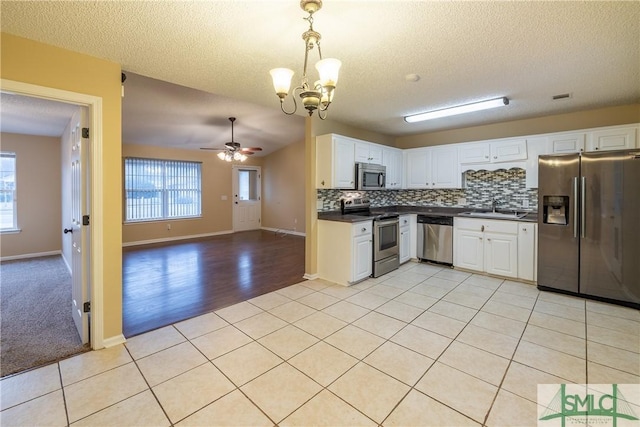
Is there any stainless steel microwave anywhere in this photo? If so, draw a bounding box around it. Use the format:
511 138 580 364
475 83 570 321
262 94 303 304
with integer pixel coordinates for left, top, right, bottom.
356 163 386 190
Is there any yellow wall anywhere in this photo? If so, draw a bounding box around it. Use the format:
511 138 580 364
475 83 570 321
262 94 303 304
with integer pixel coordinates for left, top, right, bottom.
0 133 62 258
397 104 640 148
314 117 396 147
262 140 306 233
1 33 123 341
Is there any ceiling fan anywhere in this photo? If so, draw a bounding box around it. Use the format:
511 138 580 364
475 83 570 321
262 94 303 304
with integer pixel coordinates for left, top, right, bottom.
200 117 262 161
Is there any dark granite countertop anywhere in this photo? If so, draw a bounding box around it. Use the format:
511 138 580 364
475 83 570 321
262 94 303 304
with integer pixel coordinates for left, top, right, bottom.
318 205 538 223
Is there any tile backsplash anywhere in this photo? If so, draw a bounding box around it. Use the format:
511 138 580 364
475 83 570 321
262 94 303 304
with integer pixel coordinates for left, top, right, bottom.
317 168 538 211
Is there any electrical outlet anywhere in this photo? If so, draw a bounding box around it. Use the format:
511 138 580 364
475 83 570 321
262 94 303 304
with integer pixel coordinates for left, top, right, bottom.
167 223 171 230
522 200 529 208
436 196 443 204
458 197 467 205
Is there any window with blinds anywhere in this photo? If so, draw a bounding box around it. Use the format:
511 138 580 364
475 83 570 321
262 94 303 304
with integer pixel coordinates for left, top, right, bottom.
0 152 17 231
124 157 202 222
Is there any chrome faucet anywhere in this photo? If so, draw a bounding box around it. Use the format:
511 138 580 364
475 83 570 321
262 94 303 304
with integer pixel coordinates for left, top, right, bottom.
491 199 500 213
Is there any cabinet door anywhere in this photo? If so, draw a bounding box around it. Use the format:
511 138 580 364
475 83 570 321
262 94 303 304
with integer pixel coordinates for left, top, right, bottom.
355 142 384 164
517 223 537 281
525 137 549 189
459 143 490 164
454 230 484 272
431 147 459 188
484 232 518 278
355 142 371 163
369 144 383 164
550 133 585 153
352 234 372 282
399 225 411 264
405 148 430 189
491 139 528 162
334 137 356 188
382 147 403 188
588 127 637 151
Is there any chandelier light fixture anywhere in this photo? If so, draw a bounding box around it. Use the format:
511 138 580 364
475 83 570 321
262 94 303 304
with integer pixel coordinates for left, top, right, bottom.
269 0 341 120
404 97 510 123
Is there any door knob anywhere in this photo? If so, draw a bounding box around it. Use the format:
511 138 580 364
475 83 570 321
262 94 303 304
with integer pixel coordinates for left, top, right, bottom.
64 228 73 234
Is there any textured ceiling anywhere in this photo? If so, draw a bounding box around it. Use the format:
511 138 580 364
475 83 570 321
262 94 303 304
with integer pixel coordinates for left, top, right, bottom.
1 1 639 152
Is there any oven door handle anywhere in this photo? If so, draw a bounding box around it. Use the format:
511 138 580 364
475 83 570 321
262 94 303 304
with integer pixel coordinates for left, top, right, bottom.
378 172 384 187
375 219 399 226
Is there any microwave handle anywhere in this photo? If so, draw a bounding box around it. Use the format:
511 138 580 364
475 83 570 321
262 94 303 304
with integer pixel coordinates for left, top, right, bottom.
378 173 384 187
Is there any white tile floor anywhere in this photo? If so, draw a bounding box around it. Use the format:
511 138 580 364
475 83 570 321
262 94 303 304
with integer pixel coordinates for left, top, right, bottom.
2 262 639 426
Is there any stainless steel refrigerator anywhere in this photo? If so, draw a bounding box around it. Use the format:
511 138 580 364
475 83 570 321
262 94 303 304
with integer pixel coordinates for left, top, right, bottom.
537 150 640 308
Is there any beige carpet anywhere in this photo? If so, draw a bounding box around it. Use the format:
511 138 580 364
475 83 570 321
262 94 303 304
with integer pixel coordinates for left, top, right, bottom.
1 255 89 377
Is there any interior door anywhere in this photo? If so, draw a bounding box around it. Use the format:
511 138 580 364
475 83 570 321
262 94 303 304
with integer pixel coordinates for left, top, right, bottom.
232 165 261 231
70 110 90 343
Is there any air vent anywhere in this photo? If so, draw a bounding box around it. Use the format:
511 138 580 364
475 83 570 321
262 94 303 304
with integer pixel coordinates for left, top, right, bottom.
552 93 572 100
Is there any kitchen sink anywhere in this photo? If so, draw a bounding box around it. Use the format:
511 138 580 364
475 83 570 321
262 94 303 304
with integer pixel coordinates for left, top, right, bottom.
459 211 528 219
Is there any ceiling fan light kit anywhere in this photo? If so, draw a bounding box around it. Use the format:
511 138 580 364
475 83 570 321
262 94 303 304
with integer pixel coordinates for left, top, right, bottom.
201 117 262 162
269 0 341 120
404 97 510 123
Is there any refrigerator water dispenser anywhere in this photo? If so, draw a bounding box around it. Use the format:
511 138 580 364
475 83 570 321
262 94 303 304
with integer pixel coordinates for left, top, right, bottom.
542 196 569 225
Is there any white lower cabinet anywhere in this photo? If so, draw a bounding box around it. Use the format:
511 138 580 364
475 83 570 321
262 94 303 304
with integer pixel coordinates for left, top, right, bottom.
399 215 411 264
517 223 537 281
318 219 372 285
454 218 524 279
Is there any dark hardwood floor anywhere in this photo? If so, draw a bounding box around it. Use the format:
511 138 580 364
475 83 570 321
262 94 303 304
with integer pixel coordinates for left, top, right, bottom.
122 230 305 337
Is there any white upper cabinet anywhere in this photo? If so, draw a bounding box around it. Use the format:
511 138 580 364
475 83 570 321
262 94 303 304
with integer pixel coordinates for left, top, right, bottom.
355 141 383 164
382 147 403 189
587 126 637 151
316 134 356 189
405 148 431 189
405 146 460 189
524 137 549 189
549 132 585 153
459 138 527 165
490 138 528 162
458 143 491 164
431 146 460 188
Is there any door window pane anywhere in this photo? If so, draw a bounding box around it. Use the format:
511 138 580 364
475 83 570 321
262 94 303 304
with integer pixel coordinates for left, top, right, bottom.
238 169 258 201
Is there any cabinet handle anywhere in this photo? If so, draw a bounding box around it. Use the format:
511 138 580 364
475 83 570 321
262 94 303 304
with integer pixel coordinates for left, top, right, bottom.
487 238 491 241
595 147 599 150
485 155 489 159
493 156 497 159
481 225 485 232
321 180 325 186
362 228 367 232
522 227 527 231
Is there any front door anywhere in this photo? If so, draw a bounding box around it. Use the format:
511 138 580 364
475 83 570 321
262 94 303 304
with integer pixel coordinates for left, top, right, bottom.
70 109 90 344
232 165 261 231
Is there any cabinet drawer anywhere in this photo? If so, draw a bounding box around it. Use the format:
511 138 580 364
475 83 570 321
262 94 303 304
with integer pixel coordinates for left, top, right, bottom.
455 217 518 234
352 221 373 237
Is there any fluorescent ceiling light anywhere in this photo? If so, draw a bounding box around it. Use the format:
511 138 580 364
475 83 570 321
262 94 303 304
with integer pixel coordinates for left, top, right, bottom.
404 97 509 123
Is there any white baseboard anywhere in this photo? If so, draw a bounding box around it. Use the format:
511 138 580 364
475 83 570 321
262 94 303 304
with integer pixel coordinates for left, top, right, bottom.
261 227 306 237
0 250 62 262
102 334 126 348
122 230 234 247
303 273 319 280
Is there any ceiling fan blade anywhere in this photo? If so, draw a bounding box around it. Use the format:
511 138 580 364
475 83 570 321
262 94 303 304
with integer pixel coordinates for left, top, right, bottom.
241 147 263 152
200 147 225 151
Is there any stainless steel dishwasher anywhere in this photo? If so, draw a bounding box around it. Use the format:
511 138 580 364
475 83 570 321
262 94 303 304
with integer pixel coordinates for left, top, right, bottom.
417 215 453 265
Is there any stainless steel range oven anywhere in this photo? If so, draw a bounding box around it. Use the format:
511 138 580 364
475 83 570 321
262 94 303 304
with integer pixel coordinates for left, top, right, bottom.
373 215 400 277
341 197 400 278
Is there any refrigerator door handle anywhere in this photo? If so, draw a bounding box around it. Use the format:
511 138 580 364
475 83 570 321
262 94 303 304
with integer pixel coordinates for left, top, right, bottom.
581 176 586 238
573 177 579 238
